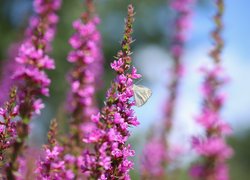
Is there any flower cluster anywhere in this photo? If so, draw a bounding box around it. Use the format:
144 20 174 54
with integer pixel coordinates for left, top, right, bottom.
13 0 61 119
141 0 195 178
166 0 195 120
0 88 19 163
190 1 233 179
2 0 62 178
190 66 233 180
0 43 21 106
36 120 75 179
26 0 62 52
81 5 141 179
140 138 167 178
170 0 195 59
15 148 40 180
0 1 237 179
67 14 103 144
0 1 60 107
58 2 104 178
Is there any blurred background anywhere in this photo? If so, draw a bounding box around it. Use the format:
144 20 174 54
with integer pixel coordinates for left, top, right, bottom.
0 0 249 179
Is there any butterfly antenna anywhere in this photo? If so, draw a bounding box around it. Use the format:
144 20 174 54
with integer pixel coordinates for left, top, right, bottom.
135 78 143 85
131 39 136 44
128 51 133 56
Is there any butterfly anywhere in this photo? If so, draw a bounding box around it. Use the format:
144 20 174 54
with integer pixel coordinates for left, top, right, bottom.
133 84 152 107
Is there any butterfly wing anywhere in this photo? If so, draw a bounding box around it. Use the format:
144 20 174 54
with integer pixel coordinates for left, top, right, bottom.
133 85 152 107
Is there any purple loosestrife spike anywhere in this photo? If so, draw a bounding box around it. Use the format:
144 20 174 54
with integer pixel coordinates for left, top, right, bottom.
190 1 233 180
36 120 75 179
15 147 40 180
141 0 195 178
165 0 195 132
0 0 61 105
190 67 233 180
12 0 61 124
0 0 60 105
66 0 103 147
0 88 19 166
4 0 62 178
81 4 142 179
140 138 167 178
0 43 21 106
62 1 104 178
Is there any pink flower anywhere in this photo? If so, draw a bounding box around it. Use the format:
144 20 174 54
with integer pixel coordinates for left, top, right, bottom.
192 137 233 160
0 43 21 105
66 12 103 145
141 0 195 178
33 99 45 115
2 0 62 177
111 58 124 71
190 1 233 176
91 113 100 123
11 0 62 120
141 139 167 177
131 67 142 79
81 5 140 179
36 121 74 179
0 88 18 162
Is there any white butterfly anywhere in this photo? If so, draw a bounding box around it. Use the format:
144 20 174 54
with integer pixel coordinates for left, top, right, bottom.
133 84 152 107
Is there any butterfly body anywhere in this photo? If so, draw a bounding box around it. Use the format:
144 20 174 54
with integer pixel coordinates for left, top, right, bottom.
133 84 152 107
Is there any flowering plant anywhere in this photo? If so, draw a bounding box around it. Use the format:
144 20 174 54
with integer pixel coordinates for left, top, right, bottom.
0 0 235 179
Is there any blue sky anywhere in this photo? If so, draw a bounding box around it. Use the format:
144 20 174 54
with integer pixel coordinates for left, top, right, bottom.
133 0 250 141
130 1 250 166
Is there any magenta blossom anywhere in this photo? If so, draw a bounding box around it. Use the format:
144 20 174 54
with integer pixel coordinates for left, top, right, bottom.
0 88 19 162
190 1 233 179
140 0 195 178
36 145 74 180
141 138 167 178
66 14 103 142
36 120 75 180
3 0 62 178
61 3 104 178
81 5 141 179
190 66 233 180
13 0 62 119
0 43 21 106
192 137 233 160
